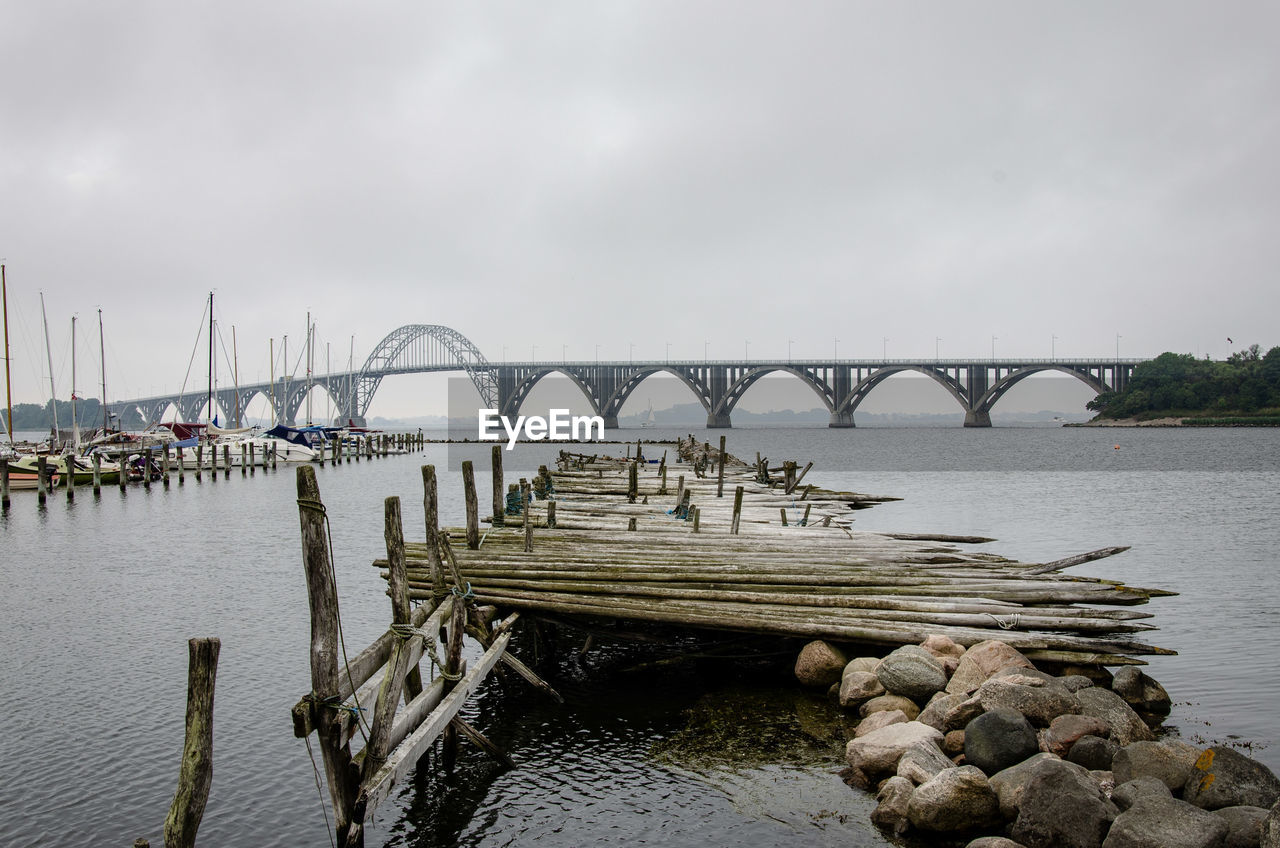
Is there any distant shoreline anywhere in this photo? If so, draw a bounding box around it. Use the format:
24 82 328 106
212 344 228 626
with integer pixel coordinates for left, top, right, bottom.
1071 415 1280 427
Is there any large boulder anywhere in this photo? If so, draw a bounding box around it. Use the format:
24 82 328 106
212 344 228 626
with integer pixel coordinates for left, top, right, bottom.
1044 714 1112 758
1076 686 1157 746
871 774 913 836
795 640 848 687
1112 740 1203 792
976 675 1080 727
1111 667 1172 725
966 840 1029 848
907 765 1002 832
860 694 920 720
876 645 949 701
845 656 882 675
965 708 1040 775
1214 805 1268 848
898 740 956 785
988 753 1068 820
846 721 944 777
1009 756 1119 848
1070 735 1121 771
1266 800 1280 848
1183 746 1280 811
919 691 970 730
1112 777 1174 811
946 640 1035 695
1102 795 1230 848
839 671 886 709
921 633 967 660
855 709 909 738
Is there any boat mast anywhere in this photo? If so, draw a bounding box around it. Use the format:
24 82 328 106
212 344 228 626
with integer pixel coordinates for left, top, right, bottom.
70 315 80 451
232 324 240 428
99 308 108 432
206 291 214 427
269 338 275 425
305 311 312 426
282 335 289 426
2 264 13 448
40 292 59 448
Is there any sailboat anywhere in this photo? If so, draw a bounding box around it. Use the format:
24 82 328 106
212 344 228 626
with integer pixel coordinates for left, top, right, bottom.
640 400 657 428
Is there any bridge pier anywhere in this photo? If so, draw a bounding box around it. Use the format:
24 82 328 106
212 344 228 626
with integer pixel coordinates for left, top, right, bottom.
828 410 855 428
706 411 732 429
602 414 619 430
964 409 992 428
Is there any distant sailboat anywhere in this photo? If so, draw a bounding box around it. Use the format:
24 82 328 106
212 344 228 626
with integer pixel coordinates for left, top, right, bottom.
640 400 656 428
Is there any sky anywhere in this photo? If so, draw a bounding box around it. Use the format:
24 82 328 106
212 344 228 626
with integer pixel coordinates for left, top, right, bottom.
3 1 1278 419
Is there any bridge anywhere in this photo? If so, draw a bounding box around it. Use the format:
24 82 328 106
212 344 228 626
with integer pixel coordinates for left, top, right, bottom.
110 324 1141 429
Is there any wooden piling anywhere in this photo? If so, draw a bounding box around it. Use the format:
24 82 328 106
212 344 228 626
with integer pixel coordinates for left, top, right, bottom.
628 460 638 503
295 466 359 845
717 435 726 498
779 507 788 526
66 456 76 500
223 445 230 478
421 465 445 596
674 474 685 512
241 443 248 475
163 447 171 487
1 459 9 509
177 447 185 484
491 445 504 527
462 460 480 550
801 504 812 526
440 598 466 772
547 500 556 529
119 451 127 491
523 484 533 553
271 443 277 470
731 485 744 534
195 445 203 482
142 448 152 490
660 463 668 495
37 455 47 504
692 505 700 533
162 636 220 848
627 517 637 531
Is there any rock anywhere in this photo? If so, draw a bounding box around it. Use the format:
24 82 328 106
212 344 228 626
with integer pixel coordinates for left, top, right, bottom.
846 721 944 777
877 645 949 701
920 692 970 730
845 656 882 675
944 730 966 757
1265 800 1280 848
898 741 956 785
922 633 967 659
1070 735 1120 771
1094 770 1116 798
1009 756 1119 848
1111 667 1172 725
943 693 987 732
1059 664 1114 688
795 640 848 687
967 839 1029 848
860 694 920 720
907 765 1002 832
1214 805 1268 848
1112 777 1173 811
871 774 913 835
946 640 1035 695
977 676 1081 728
988 753 1067 820
839 671 886 708
1102 795 1230 848
1076 687 1157 746
855 709 909 738
992 666 1060 685
1112 740 1202 792
943 656 961 679
1059 674 1098 693
965 708 1040 775
1045 714 1112 758
1183 746 1280 811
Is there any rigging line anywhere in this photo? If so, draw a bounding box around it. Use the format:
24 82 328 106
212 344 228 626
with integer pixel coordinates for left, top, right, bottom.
175 296 212 410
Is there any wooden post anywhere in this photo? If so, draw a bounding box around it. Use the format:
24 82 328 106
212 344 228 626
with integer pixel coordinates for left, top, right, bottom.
295 466 359 846
660 463 668 495
66 456 76 501
195 444 203 482
523 484 533 553
1 459 9 509
241 442 248 475
223 445 230 478
547 500 556 529
627 516 637 531
119 451 127 491
491 445 504 527
143 448 152 490
628 460 638 503
674 474 685 512
731 485 744 534
37 455 47 505
421 465 445 597
92 453 102 494
802 504 812 526
163 446 171 487
271 442 277 470
717 435 726 498
177 447 185 484
779 507 788 527
162 636 220 848
462 460 480 550
692 505 700 533
440 597 466 773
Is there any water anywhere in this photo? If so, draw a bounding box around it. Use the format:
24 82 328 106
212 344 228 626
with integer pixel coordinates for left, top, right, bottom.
2 426 1277 847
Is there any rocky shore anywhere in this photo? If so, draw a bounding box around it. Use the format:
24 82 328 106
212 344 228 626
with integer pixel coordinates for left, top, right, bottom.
795 637 1280 847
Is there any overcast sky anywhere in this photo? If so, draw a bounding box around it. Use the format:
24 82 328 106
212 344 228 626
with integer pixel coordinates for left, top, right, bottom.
3 1 1277 418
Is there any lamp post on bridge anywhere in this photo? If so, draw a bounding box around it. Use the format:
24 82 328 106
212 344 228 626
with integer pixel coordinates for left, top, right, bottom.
882 337 888 360
744 340 749 360
788 338 794 363
629 342 634 364
595 344 600 364
502 345 507 364
1116 333 1121 360
834 338 839 360
1052 334 1057 361
991 335 997 360
562 344 567 364
936 337 941 361
665 341 670 364
531 344 537 362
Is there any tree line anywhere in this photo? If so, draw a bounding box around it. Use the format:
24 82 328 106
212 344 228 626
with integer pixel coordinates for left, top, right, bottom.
3 398 147 433
1088 344 1280 419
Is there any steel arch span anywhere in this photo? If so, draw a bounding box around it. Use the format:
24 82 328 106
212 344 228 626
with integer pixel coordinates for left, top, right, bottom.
353 325 497 420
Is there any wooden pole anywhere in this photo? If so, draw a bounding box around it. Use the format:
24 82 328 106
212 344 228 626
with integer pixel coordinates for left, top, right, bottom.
295 466 360 846
66 455 76 500
119 451 127 491
523 484 533 553
92 453 102 494
627 516 637 531
223 444 231 478
660 463 667 495
628 460 638 503
801 503 812 526
143 448 152 490
162 637 220 848
177 447 185 484
462 460 480 550
421 465 445 597
547 500 556 529
195 444 203 482
1 459 9 509
674 474 685 512
717 435 726 497
162 446 171 487
731 485 744 534
491 445 504 527
779 507 788 527
37 455 47 505
692 505 701 533
241 443 248 475
441 597 466 773
384 496 424 698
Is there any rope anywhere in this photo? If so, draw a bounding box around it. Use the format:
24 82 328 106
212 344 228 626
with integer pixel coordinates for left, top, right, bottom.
451 582 475 600
986 612 1021 630
303 734 336 848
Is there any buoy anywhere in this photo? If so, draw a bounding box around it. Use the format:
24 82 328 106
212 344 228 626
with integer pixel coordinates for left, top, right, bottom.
1114 445 1120 450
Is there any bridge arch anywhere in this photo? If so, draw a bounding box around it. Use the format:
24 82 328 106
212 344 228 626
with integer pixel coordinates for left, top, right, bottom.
353 325 496 422
835 366 969 418
602 367 715 424
502 368 605 421
972 365 1107 418
713 366 837 421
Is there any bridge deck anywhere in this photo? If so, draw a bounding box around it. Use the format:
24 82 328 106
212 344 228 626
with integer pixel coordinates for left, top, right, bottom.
380 439 1173 667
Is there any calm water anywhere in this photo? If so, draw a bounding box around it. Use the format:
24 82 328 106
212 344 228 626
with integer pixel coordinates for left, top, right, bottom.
1 426 1277 847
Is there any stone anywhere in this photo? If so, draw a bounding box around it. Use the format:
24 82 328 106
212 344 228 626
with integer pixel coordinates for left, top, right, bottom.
988 753 1068 821
855 709 909 738
846 721 944 777
1214 805 1268 848
1265 800 1280 848
921 633 967 659
965 708 1040 775
1075 686 1157 746
967 839 1029 848
1045 714 1112 758
1059 674 1098 693
1112 740 1202 792
870 774 913 835
860 694 920 720
1070 735 1120 771
1009 756 1119 848
942 655 961 679
1102 795 1230 848
845 656 882 675
944 729 966 757
1093 770 1116 798
942 693 987 732
1183 746 1280 811
898 740 956 785
992 665 1060 685
907 765 1002 832
1112 777 1173 811
876 645 948 701
946 640 1035 694
839 670 886 709
795 640 848 687
919 692 969 731
1111 667 1172 725
977 676 1080 727
1059 664 1114 688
